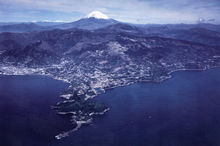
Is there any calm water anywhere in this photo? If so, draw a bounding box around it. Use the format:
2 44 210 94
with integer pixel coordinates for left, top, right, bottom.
1 68 220 146
0 75 75 146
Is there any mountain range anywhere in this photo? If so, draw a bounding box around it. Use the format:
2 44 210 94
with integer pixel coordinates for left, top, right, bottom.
1 11 220 98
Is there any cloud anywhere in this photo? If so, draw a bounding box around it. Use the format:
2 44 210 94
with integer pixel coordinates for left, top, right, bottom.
29 11 40 14
208 19 215 21
54 20 66 22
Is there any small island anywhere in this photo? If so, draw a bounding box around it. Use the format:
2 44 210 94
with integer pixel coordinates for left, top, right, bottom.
53 93 109 139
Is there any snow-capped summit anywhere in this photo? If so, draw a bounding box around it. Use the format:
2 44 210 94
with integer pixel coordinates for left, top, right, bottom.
55 11 117 30
85 11 109 19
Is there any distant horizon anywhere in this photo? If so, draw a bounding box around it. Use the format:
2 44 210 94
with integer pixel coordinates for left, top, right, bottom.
0 0 220 24
0 19 219 26
0 10 219 25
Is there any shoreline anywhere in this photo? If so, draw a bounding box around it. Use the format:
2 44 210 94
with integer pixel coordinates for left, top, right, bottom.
1 66 220 139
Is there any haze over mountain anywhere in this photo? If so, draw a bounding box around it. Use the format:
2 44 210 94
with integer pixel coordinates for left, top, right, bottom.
0 11 119 32
1 11 220 34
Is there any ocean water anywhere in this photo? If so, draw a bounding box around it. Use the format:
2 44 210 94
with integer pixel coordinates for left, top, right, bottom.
0 75 76 146
1 67 220 146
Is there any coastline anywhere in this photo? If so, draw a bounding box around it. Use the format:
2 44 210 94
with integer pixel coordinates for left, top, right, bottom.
1 66 220 139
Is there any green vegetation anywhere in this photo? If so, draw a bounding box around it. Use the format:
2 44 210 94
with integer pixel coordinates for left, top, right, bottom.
55 98 108 114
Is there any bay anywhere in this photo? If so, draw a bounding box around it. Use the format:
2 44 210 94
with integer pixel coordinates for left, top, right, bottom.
1 67 220 145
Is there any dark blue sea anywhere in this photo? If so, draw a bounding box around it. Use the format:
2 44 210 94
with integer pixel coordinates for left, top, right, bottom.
1 68 220 146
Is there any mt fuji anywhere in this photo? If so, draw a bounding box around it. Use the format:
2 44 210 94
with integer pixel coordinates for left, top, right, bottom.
56 11 118 30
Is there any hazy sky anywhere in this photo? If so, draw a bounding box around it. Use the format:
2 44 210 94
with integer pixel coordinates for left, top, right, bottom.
0 0 219 24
